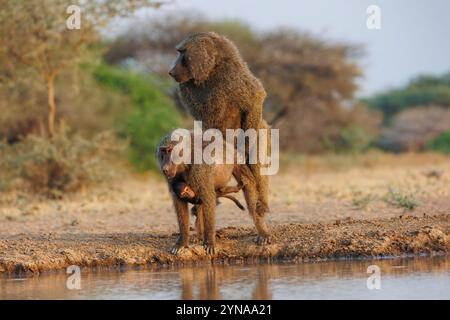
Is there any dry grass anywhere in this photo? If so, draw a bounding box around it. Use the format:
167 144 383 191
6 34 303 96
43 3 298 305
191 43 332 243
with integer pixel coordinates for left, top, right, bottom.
0 152 449 236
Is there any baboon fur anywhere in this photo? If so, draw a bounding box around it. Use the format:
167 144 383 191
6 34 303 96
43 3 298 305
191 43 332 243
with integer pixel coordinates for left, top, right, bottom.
169 32 271 252
157 132 271 254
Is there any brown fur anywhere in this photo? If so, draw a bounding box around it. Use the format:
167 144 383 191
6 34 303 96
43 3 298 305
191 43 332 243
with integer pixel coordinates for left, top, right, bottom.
157 131 271 254
169 32 271 251
172 180 245 210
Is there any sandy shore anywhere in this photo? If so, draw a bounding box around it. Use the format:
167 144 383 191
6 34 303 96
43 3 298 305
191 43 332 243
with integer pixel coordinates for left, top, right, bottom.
0 214 448 274
0 153 449 274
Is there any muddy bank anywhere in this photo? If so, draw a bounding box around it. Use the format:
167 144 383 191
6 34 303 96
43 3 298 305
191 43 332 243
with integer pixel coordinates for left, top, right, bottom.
1 214 448 275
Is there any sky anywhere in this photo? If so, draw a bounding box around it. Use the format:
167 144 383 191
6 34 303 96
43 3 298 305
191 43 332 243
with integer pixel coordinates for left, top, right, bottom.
137 0 450 96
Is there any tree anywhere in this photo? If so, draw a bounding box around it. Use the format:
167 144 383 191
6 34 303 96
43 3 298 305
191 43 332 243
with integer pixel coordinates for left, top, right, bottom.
0 0 161 138
363 72 450 121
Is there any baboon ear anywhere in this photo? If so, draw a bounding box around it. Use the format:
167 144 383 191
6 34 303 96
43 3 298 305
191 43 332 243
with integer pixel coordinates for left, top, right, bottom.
187 38 217 84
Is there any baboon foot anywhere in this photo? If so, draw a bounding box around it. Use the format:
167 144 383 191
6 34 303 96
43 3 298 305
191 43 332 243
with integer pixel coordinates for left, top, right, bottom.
203 243 216 256
255 234 272 246
170 238 189 255
192 235 203 245
170 245 188 255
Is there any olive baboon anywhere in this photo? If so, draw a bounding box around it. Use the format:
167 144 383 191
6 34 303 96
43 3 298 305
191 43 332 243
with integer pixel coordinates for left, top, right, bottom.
168 32 271 252
157 132 271 254
172 181 245 210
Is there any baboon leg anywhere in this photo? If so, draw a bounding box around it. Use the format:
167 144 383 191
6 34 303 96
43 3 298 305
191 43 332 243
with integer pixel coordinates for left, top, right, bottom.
170 194 190 254
252 121 271 215
201 192 216 255
192 205 204 243
242 180 271 245
249 163 270 215
190 165 217 255
218 183 242 194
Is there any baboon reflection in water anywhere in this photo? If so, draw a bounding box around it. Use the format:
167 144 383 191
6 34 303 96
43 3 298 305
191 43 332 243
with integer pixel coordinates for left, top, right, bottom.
178 264 274 300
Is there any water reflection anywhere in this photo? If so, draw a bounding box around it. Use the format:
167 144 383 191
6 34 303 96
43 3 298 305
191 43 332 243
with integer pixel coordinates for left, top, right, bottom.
1 256 449 299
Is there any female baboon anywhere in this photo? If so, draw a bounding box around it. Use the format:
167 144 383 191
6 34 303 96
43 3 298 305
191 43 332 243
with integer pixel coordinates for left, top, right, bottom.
168 32 271 252
156 132 271 254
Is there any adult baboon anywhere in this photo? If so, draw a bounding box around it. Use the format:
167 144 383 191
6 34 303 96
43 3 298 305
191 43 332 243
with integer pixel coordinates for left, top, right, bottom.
168 32 271 252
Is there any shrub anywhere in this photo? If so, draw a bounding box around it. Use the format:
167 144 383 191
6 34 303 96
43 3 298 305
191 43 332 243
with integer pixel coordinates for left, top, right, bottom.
364 72 450 120
324 125 374 154
94 64 182 170
427 131 450 154
5 132 123 197
378 105 450 152
385 187 419 210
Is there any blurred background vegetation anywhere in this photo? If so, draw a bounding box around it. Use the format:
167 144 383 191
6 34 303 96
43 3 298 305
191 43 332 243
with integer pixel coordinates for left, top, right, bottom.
0 1 449 196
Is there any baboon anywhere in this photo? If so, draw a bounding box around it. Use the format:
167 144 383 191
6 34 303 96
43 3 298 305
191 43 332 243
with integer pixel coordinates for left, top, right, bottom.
169 32 271 252
171 179 245 247
172 180 245 210
157 132 271 254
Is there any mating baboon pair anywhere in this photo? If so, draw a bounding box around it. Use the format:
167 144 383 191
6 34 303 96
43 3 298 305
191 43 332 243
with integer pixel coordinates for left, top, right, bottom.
159 32 271 254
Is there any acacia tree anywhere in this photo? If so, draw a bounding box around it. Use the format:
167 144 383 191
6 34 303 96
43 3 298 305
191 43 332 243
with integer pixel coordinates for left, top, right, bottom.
0 0 162 138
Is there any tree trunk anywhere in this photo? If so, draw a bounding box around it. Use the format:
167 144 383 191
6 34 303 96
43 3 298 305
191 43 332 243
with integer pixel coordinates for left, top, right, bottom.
46 74 56 139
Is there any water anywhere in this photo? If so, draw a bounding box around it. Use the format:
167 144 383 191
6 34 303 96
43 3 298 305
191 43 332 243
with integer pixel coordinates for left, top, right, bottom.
1 256 449 299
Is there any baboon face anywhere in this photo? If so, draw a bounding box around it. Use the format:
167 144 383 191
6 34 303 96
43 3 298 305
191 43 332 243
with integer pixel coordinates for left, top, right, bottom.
168 50 192 83
169 33 218 85
157 145 179 180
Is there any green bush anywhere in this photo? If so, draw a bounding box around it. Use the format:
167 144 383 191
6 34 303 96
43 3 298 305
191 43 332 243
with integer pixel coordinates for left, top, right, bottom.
4 132 122 197
94 64 182 170
427 131 450 154
363 72 450 121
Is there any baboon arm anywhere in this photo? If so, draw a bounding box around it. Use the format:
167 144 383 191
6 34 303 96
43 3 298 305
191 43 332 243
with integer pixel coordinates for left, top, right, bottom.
218 184 242 194
172 194 190 247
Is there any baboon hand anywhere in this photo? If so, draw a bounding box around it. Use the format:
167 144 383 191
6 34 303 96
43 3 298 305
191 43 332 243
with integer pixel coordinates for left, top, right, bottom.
170 245 188 255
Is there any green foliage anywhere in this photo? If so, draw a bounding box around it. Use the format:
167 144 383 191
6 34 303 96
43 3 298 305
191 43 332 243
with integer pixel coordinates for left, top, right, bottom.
94 64 182 170
426 131 450 154
364 72 450 120
385 187 419 210
2 132 122 197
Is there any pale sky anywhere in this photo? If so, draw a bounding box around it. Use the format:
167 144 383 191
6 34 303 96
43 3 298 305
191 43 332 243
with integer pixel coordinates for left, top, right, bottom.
134 0 450 96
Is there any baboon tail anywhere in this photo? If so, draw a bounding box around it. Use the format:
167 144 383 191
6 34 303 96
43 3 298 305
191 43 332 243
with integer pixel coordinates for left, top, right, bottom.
220 195 245 211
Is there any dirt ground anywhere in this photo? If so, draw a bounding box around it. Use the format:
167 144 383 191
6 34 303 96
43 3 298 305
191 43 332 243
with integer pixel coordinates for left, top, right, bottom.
0 153 449 274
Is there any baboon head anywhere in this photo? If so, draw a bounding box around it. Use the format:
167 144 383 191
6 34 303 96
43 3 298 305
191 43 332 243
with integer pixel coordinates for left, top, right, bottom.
156 134 188 180
169 32 220 85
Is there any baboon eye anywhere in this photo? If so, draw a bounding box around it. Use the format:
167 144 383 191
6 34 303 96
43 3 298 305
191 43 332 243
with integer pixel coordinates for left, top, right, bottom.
181 55 187 66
